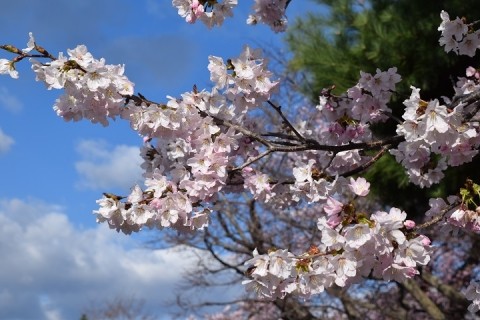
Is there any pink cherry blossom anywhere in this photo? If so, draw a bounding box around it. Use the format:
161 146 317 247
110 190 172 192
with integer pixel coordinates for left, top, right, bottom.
348 177 370 196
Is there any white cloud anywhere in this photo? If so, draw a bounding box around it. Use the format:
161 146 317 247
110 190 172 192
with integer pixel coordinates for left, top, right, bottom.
0 86 22 113
0 198 201 320
0 128 14 154
75 139 143 190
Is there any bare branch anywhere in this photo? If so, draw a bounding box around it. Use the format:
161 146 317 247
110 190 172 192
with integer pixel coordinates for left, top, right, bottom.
267 100 306 142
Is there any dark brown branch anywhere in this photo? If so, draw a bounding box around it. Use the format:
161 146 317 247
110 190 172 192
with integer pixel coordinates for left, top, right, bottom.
1 43 56 64
304 135 404 152
421 271 470 311
261 132 303 141
401 279 446 320
267 100 306 142
340 145 391 177
215 209 254 251
274 297 317 320
203 231 246 276
124 93 159 107
449 87 480 110
219 199 253 248
247 200 266 254
413 201 460 231
233 149 273 171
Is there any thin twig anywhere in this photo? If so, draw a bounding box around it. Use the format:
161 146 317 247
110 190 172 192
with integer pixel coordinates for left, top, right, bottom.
232 149 274 171
267 100 306 141
261 132 303 142
305 135 404 153
413 202 460 231
449 87 480 110
380 110 403 125
341 145 391 177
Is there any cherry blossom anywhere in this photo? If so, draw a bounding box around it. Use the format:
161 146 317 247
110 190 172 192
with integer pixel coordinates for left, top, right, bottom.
0 59 18 79
348 177 370 196
247 0 288 33
172 0 237 28
464 281 480 313
438 10 480 56
4 7 480 315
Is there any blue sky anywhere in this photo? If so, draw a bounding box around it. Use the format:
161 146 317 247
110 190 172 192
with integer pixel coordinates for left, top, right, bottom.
0 1 321 319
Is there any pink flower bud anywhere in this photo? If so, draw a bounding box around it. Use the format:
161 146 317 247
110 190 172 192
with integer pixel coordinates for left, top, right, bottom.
404 220 416 229
242 167 254 175
418 235 431 246
466 66 477 77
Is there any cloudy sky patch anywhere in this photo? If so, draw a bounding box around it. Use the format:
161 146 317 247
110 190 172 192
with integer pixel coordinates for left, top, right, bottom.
0 198 201 320
75 139 143 191
0 127 14 155
0 86 22 113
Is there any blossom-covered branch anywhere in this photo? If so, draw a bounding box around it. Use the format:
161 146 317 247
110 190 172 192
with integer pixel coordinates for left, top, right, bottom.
3 4 480 314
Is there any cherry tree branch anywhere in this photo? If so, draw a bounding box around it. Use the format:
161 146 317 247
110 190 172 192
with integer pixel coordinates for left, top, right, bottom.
340 145 391 177
266 100 306 142
414 202 460 231
449 87 480 114
401 279 446 320
233 149 274 171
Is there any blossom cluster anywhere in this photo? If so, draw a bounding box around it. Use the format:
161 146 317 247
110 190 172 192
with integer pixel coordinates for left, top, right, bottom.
172 0 237 27
3 7 480 313
172 0 289 32
95 45 278 233
235 65 401 208
424 196 480 233
244 177 431 299
1 35 279 234
246 0 288 33
438 10 480 56
393 19 480 188
30 39 134 126
290 159 338 204
251 67 403 209
425 179 480 234
207 45 279 109
317 67 401 137
0 32 35 78
391 69 480 188
465 281 480 313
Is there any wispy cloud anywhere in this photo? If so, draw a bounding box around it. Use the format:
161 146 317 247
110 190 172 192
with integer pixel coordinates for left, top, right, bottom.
0 128 14 155
0 86 22 113
75 139 143 190
0 198 201 320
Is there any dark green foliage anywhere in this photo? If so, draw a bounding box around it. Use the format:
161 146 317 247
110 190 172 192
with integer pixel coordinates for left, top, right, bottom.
287 0 480 215
288 0 480 99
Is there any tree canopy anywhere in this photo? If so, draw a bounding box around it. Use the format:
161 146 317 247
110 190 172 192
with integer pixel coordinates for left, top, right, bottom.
3 1 480 319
